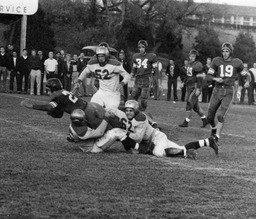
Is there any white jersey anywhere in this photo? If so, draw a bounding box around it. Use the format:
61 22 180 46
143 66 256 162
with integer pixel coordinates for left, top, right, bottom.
79 58 130 93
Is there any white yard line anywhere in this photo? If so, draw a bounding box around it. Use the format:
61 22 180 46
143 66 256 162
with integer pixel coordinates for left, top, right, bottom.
152 157 256 183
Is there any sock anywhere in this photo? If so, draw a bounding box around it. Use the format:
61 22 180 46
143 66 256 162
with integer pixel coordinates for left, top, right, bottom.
185 118 190 122
201 115 206 119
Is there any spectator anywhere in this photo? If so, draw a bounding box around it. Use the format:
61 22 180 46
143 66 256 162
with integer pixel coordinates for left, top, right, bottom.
249 63 256 104
151 60 163 100
44 51 58 80
202 57 213 103
60 49 65 60
78 52 88 96
0 46 10 92
71 54 83 91
29 49 42 95
9 51 20 93
62 53 72 91
18 49 30 94
180 59 188 102
38 50 46 95
239 63 253 105
6 44 14 59
55 51 64 82
118 50 131 102
166 59 179 103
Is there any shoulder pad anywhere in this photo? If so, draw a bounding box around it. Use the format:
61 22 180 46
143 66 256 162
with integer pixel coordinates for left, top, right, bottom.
87 57 98 65
108 59 121 66
134 112 147 122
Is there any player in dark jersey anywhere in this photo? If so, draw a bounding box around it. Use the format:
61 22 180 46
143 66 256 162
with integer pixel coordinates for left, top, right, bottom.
20 78 122 130
130 40 161 110
179 49 207 128
205 42 251 144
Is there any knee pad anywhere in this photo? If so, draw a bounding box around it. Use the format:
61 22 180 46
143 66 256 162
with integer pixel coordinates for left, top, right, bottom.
217 114 224 123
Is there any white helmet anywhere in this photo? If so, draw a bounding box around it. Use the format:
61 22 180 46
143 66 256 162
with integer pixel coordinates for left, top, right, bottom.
96 46 109 57
125 100 139 114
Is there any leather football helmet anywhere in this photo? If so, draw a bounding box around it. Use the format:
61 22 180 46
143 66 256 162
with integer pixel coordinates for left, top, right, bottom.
96 46 110 57
46 78 63 92
221 42 233 54
70 109 86 126
125 100 140 114
138 40 148 49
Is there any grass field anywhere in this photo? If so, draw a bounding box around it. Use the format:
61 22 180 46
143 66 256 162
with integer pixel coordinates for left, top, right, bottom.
0 92 256 218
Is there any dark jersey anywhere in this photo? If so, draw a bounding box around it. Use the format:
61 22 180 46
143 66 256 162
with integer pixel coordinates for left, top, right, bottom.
132 52 158 76
48 89 123 130
185 61 203 86
208 57 243 86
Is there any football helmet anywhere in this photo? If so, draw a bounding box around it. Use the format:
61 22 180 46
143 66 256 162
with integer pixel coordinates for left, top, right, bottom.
189 49 199 57
138 40 148 49
125 100 140 114
46 78 63 92
70 109 86 126
221 42 233 54
96 46 109 57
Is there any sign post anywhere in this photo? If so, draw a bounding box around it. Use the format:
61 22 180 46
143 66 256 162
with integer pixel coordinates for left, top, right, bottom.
0 0 38 54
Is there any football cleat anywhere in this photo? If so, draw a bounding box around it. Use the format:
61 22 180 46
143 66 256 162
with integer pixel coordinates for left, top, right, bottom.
185 149 197 160
179 120 188 127
209 136 219 155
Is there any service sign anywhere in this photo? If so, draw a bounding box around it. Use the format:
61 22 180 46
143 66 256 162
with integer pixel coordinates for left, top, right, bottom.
0 0 38 15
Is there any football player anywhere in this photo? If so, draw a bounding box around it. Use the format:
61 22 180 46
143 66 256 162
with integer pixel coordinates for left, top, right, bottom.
20 78 123 131
75 46 131 109
130 40 161 111
205 42 251 143
122 100 218 158
179 49 207 128
75 100 217 158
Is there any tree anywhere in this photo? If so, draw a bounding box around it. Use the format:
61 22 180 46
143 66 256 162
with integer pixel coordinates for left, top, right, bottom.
193 26 221 62
233 32 256 64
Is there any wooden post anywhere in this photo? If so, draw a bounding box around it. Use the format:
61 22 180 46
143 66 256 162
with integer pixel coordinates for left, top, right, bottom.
20 15 27 55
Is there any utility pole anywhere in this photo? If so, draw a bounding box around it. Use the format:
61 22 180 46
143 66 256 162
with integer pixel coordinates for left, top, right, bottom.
20 15 27 56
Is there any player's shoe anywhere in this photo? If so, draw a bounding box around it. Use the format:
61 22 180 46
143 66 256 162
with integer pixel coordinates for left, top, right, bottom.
185 149 197 160
209 136 219 155
179 119 188 127
201 118 208 128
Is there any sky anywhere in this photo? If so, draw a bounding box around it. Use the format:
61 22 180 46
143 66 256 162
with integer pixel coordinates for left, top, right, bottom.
194 0 256 7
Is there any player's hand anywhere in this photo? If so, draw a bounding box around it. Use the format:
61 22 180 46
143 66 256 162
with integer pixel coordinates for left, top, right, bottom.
20 99 33 109
74 82 81 89
195 88 201 96
105 109 115 118
214 77 223 83
244 82 250 88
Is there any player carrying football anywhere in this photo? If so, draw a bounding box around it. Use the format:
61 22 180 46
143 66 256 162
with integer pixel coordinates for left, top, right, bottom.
205 42 251 144
75 46 131 109
130 40 161 111
179 49 207 128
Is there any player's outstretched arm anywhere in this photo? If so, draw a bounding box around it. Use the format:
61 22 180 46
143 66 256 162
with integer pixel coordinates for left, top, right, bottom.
20 99 53 111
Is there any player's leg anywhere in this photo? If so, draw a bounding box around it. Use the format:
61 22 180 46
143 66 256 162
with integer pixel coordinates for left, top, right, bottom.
103 91 120 109
206 87 221 136
179 86 193 127
93 128 128 152
90 89 105 107
215 88 233 142
192 99 207 127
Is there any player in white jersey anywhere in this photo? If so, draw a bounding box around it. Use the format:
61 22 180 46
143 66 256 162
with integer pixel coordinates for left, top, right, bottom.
75 46 131 109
